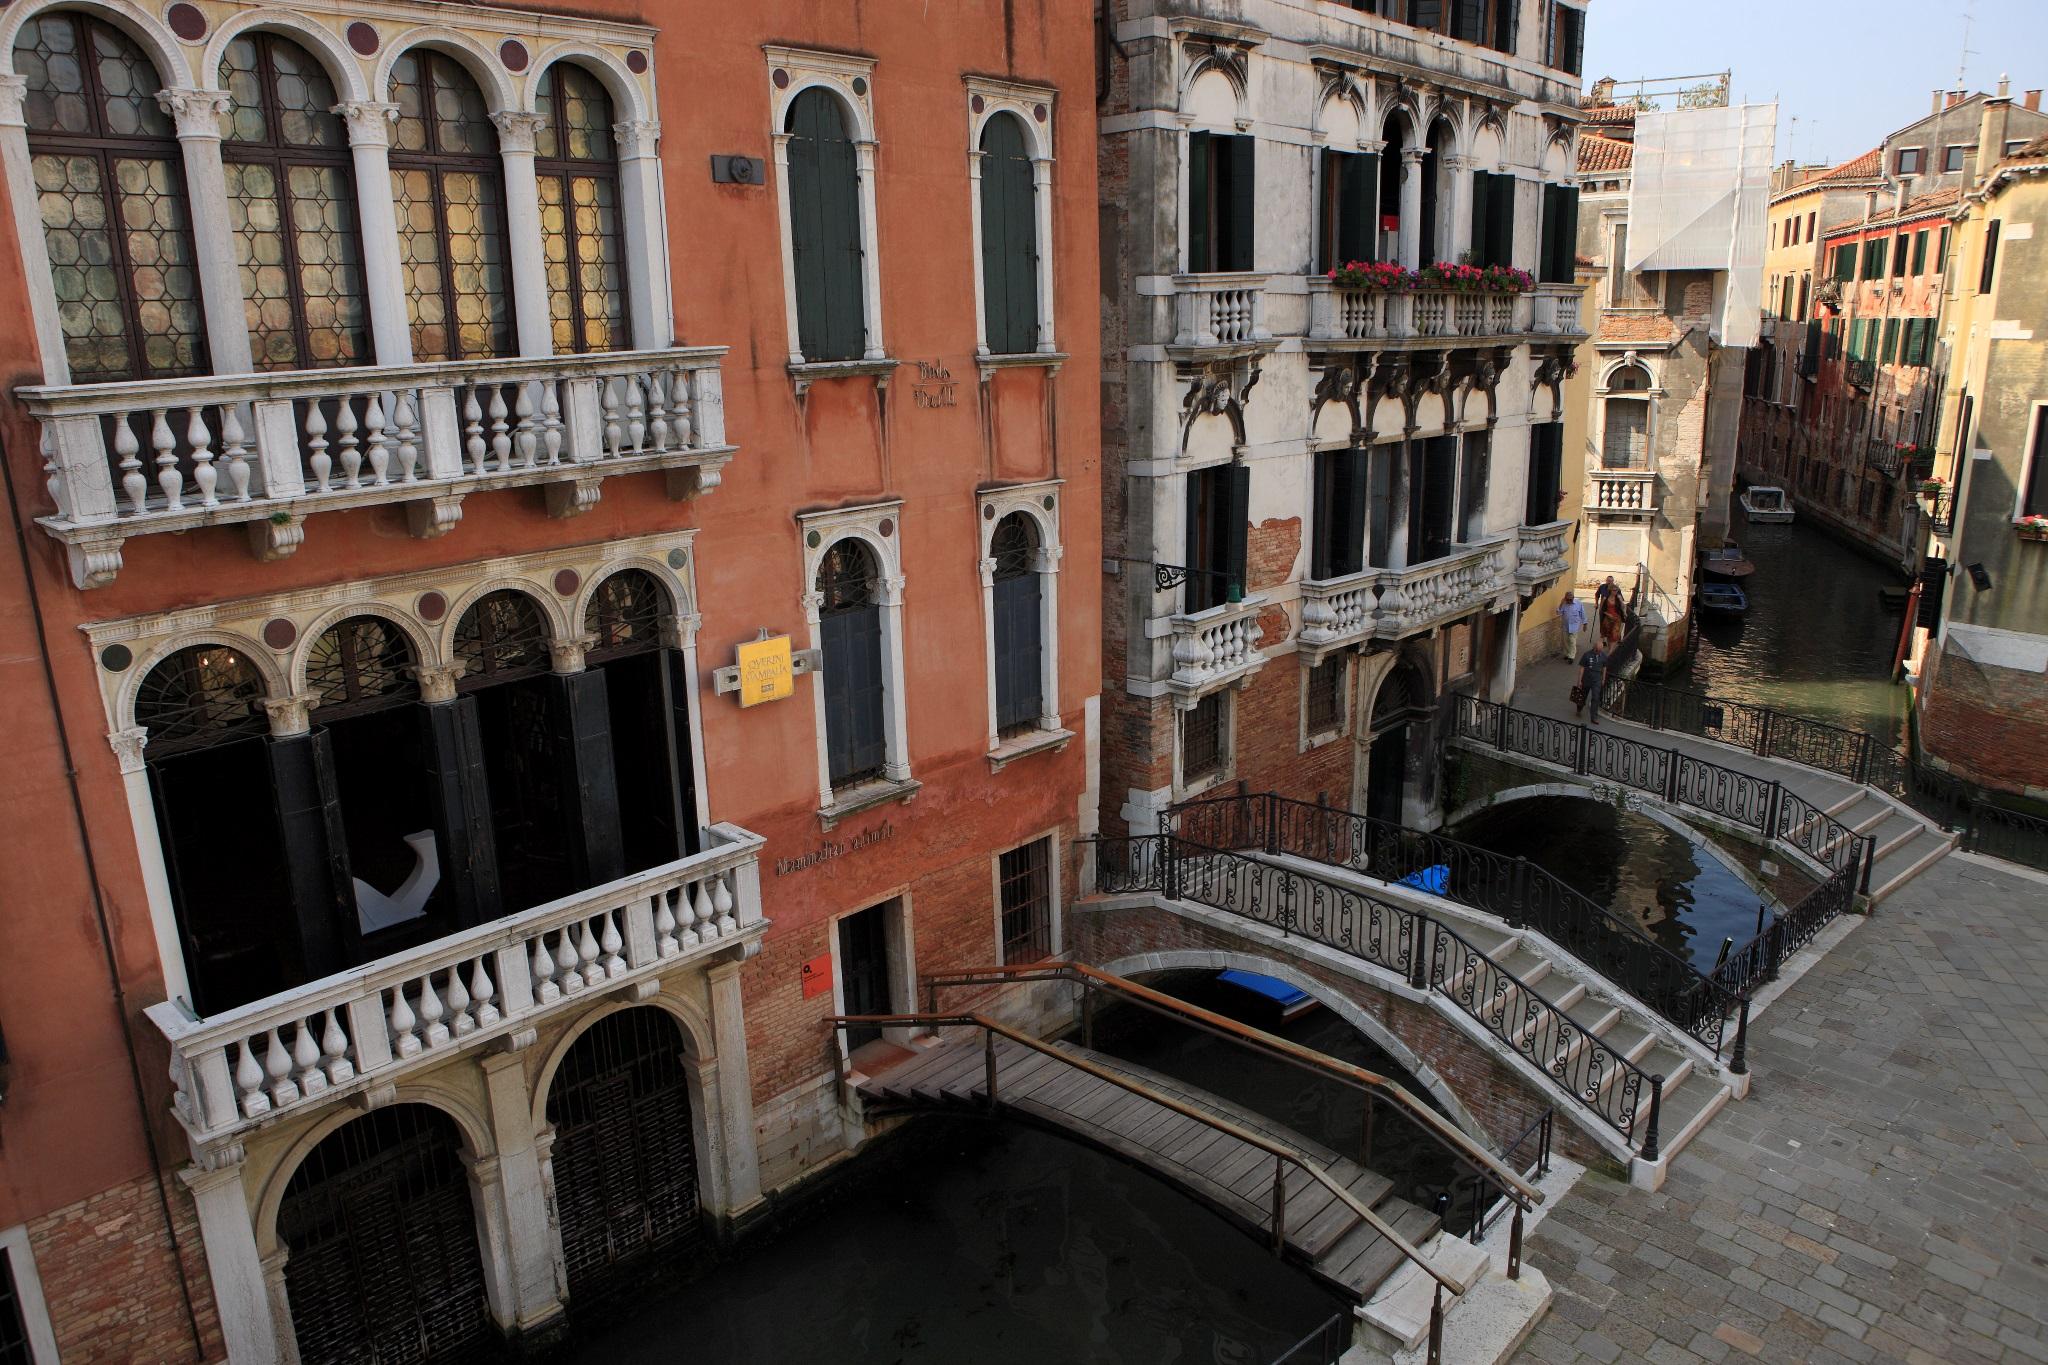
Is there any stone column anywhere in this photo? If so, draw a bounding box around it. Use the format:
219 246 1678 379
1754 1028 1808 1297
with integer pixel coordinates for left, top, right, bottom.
412 664 500 928
476 1051 566 1334
613 120 671 350
159 89 256 376
1444 154 1476 262
490 111 554 358
1399 148 1427 270
0 75 71 383
706 961 763 1214
181 1149 284 1365
335 101 412 366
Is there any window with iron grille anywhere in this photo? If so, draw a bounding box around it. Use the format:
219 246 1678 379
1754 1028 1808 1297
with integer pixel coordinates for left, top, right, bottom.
998 837 1053 963
306 616 418 721
1306 657 1346 735
0 1246 31 1365
134 645 269 756
1181 691 1227 784
585 568 669 662
453 589 552 689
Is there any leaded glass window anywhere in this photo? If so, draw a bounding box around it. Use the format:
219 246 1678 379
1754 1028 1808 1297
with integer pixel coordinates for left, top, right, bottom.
389 52 513 361
15 12 207 381
134 644 268 756
534 64 627 353
219 33 368 370
454 590 551 688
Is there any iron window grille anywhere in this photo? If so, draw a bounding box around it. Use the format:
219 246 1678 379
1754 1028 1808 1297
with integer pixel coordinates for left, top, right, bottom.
1182 691 1227 783
584 569 669 662
306 617 418 721
133 644 269 756
1307 656 1347 734
998 837 1053 963
453 590 551 689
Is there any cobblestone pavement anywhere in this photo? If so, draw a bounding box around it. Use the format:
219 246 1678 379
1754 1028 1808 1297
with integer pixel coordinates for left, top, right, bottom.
1512 850 2048 1365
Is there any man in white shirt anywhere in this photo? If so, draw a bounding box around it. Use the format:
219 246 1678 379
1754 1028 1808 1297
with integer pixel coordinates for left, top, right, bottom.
1556 591 1587 661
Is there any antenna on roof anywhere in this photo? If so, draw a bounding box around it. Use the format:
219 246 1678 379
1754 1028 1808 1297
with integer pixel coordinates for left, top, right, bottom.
1955 1 1978 91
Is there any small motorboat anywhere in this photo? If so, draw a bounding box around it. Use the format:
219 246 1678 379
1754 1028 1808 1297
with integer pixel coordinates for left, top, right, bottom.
1698 582 1749 616
1740 485 1795 523
1700 543 1756 581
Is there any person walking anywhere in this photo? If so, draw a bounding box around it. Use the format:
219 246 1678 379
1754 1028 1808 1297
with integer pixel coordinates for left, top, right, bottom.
1556 591 1587 661
1577 644 1608 725
1598 581 1626 649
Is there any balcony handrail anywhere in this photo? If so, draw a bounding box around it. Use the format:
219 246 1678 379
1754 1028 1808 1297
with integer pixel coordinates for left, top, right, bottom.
17 344 733 413
1170 590 1267 625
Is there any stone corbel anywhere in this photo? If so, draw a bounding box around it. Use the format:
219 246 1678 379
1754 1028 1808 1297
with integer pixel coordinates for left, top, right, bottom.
66 533 126 590
248 514 304 563
407 493 464 539
1309 353 1371 441
665 458 726 501
1178 359 1261 452
1366 354 1409 433
545 474 604 519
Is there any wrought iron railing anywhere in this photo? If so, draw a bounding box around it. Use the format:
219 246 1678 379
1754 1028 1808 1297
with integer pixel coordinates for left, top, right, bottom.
1167 791 1740 1054
1439 1108 1553 1247
1269 1312 1351 1365
1091 834 1665 1154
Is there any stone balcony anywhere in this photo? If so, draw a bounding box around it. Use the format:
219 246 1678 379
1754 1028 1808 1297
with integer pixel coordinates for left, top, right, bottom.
24 347 734 588
1166 594 1270 703
1588 469 1659 516
1171 273 1274 356
1298 534 1517 659
1514 518 1573 589
144 825 766 1150
1306 279 1587 348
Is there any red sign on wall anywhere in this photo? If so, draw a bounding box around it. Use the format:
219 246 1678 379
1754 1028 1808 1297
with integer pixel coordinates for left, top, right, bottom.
801 953 834 999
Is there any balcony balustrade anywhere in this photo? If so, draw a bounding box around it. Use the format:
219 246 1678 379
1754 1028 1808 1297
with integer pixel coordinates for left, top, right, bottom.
1531 283 1584 336
1298 534 1516 654
1588 469 1659 514
25 347 734 588
1307 282 1581 345
1514 518 1573 587
145 825 766 1148
1167 594 1269 701
1172 274 1272 351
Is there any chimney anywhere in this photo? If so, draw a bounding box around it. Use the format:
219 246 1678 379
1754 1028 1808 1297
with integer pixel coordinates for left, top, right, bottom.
1998 74 2012 99
1933 89 1945 116
1979 94 2012 183
1947 90 1965 110
2026 90 2043 112
1863 190 1878 222
1589 76 1616 106
1894 180 1909 215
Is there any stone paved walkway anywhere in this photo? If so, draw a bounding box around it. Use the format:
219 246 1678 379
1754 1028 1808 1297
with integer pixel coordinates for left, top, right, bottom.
1510 849 2048 1365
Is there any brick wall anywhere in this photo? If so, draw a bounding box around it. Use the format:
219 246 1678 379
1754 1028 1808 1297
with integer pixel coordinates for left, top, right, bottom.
1917 640 2048 796
1073 902 1609 1167
1247 517 1301 593
29 1173 222 1364
1230 656 1356 808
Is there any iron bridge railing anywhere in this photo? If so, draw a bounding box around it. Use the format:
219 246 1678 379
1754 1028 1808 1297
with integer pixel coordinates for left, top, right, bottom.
1093 834 1673 1159
1167 790 1743 1056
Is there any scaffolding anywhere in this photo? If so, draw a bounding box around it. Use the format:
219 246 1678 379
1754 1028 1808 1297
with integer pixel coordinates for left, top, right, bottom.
1624 102 1778 349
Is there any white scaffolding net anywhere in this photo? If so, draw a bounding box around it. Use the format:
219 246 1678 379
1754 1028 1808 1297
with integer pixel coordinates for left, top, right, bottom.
1625 103 1778 348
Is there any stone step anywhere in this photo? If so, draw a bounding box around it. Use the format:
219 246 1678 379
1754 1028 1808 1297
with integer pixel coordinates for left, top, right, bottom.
1360 1232 1494 1350
1870 830 1956 903
1645 1076 1732 1164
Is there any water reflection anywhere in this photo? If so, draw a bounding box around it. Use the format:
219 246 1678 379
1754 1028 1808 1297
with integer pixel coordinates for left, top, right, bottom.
567 1117 1341 1364
1449 796 1761 971
1666 510 1910 745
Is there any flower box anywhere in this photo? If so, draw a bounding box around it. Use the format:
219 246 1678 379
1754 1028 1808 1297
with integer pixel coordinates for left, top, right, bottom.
2017 517 2048 542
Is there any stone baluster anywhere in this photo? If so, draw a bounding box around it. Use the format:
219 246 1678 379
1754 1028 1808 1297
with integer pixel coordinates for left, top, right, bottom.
415 972 447 1048
625 374 646 454
645 373 670 453
303 402 331 491
262 1026 298 1107
289 1018 325 1097
444 966 474 1037
488 385 511 472
654 889 680 956
599 909 625 977
713 874 737 937
575 917 603 986
364 392 390 485
114 415 146 513
555 926 583 994
235 1038 270 1117
672 370 695 447
514 381 538 468
469 957 500 1028
392 391 420 483
388 982 422 1058
151 408 181 510
319 1008 354 1083
602 377 624 457
691 879 717 942
677 884 701 950
540 381 563 465
218 404 251 503
334 398 362 488
531 933 560 1005
185 407 217 507
464 388 487 473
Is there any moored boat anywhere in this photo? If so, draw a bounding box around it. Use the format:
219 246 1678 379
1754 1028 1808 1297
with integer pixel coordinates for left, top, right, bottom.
1698 582 1748 615
1700 543 1756 580
1739 485 1795 523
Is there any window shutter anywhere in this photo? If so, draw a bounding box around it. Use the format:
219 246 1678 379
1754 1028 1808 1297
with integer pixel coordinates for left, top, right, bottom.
1491 0 1519 53
1225 462 1251 595
1560 186 1581 281
1936 225 1950 271
1184 467 1206 602
1491 175 1516 270
1470 171 1491 267
787 90 866 363
1226 135 1257 272
994 572 1044 730
822 604 886 785
1367 446 1394 568
1341 448 1370 577
2024 406 2048 519
1188 131 1212 271
1540 186 1561 281
1980 220 2001 294
1340 152 1378 263
1911 230 1928 274
1311 452 1337 581
1882 318 1899 363
979 116 1039 355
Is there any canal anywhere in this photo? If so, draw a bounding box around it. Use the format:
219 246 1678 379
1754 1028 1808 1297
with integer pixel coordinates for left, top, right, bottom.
1665 507 1912 744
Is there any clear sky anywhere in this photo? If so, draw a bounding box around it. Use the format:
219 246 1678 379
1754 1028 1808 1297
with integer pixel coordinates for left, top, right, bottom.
1583 0 2048 167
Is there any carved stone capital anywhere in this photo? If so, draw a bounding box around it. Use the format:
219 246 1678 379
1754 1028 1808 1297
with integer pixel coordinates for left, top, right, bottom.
263 693 320 737
549 632 599 674
333 100 401 148
156 88 231 140
412 663 467 704
489 111 547 155
108 727 149 774
0 74 27 129
612 119 661 159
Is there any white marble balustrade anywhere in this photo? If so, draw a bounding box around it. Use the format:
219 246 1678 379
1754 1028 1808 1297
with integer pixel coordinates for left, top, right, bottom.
145 824 766 1147
1588 470 1658 513
1167 594 1269 700
1532 283 1586 335
1173 274 1272 349
1514 518 1573 587
24 346 734 587
1297 569 1380 656
1374 536 1514 638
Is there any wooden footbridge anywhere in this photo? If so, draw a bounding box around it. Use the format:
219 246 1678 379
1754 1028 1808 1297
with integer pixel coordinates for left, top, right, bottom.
833 963 1545 1347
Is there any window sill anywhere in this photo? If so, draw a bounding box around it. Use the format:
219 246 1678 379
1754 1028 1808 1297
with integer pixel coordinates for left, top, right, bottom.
1177 767 1235 802
818 776 921 830
789 357 900 396
976 351 1068 380
1300 725 1347 754
987 726 1074 773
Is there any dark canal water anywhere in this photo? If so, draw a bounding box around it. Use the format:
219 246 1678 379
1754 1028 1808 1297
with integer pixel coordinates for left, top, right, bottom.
1448 796 1764 971
1666 507 1911 745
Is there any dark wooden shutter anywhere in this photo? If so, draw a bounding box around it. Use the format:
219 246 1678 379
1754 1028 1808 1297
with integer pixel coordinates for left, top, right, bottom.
2025 406 2048 518
1491 0 1519 52
994 571 1044 731
1339 151 1378 264
1188 130 1212 271
1420 435 1457 562
822 605 885 785
1341 448 1370 577
1459 431 1490 540
1539 185 1562 282
1225 462 1251 596
1311 451 1338 581
1470 171 1492 266
787 89 865 362
980 114 1039 355
1980 220 2001 293
1490 174 1516 269
1225 135 1256 272
1367 445 1394 568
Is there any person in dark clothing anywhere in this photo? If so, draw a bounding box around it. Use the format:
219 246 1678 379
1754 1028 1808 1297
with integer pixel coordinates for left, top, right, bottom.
1578 646 1608 724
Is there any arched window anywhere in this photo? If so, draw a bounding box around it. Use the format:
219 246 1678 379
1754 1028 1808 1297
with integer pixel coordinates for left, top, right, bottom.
584 570 699 869
388 51 512 360
452 588 550 687
978 113 1038 355
991 513 1044 734
14 12 206 380
785 88 865 362
1602 365 1651 470
816 540 885 787
534 63 627 353
218 33 368 370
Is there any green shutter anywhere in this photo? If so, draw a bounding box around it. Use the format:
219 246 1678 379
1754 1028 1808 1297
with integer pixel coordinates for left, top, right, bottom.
787 89 865 362
1892 234 1908 277
1834 247 1855 282
1936 225 1950 270
1225 135 1257 272
1882 318 1900 363
979 114 1038 355
1336 151 1378 264
1980 220 2001 294
1911 230 1928 274
1225 462 1251 596
1188 131 1212 271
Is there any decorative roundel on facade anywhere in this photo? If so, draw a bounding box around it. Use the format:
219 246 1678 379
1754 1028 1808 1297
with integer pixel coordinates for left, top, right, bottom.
345 22 379 56
100 644 133 673
262 618 297 650
878 517 893 537
667 547 688 569
416 591 447 622
806 530 821 548
165 4 206 42
627 50 649 75
971 94 985 114
851 76 868 97
552 568 581 596
499 39 529 72
772 68 791 89
982 503 995 520
1043 494 1056 510
1034 104 1048 123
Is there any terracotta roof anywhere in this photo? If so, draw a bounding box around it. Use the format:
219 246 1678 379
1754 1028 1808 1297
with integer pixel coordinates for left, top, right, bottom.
1580 105 1637 125
1598 313 1681 345
1905 186 1963 212
2006 133 2048 162
1811 148 1884 185
1579 133 1634 173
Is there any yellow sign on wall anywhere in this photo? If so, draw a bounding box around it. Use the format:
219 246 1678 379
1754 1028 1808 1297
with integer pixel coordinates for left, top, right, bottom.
736 635 795 707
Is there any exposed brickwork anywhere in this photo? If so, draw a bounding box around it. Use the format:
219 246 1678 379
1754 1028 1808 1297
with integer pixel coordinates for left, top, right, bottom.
1230 657 1356 808
1246 517 1302 593
1073 902 1610 1167
1916 640 2048 796
29 1173 221 1364
1253 604 1291 651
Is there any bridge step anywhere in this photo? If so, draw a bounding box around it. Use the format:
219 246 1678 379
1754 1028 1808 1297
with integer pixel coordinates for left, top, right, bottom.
854 1036 1441 1303
1869 829 1957 903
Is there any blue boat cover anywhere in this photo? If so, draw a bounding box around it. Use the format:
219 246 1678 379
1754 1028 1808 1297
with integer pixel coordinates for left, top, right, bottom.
1217 969 1310 1008
1399 864 1451 895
